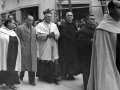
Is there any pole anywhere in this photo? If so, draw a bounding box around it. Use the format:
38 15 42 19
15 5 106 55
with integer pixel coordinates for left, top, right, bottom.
59 2 62 21
68 0 72 12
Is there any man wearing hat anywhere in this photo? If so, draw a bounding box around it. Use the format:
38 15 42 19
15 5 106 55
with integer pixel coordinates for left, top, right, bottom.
36 8 60 84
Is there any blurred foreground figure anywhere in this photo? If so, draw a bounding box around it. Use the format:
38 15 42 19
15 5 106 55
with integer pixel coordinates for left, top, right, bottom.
87 1 120 90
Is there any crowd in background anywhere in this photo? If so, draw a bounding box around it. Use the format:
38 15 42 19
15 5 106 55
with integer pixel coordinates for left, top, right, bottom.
0 10 96 90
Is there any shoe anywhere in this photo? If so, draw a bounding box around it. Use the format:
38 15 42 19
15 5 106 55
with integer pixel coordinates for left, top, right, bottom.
53 81 59 85
62 76 67 79
45 80 52 84
53 77 59 85
13 85 17 89
44 78 52 84
29 82 36 86
67 76 75 80
20 76 23 81
9 85 16 90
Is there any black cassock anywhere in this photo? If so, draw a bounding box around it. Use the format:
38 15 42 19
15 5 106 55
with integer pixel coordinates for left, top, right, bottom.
77 25 95 90
0 36 20 86
58 22 79 77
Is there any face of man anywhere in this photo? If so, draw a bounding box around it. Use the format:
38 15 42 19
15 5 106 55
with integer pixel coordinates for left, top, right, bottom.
66 12 73 23
44 14 52 23
87 16 96 26
111 1 120 21
26 16 34 26
8 20 16 30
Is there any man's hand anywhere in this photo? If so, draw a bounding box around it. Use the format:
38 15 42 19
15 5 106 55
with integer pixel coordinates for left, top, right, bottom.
91 39 93 42
47 32 55 38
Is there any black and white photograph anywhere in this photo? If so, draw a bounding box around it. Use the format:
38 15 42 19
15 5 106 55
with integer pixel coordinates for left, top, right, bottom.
0 0 120 90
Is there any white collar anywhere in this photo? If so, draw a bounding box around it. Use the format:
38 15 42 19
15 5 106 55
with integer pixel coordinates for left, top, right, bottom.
97 14 120 33
0 26 17 36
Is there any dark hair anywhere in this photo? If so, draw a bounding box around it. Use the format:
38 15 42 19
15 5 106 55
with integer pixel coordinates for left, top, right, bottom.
108 1 114 12
85 15 94 21
4 19 12 27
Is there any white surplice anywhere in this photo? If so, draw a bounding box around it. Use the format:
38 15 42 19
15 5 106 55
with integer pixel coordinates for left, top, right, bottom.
36 22 60 61
0 26 21 71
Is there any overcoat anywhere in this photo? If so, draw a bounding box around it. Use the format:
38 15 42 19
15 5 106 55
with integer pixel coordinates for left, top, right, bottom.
16 23 37 71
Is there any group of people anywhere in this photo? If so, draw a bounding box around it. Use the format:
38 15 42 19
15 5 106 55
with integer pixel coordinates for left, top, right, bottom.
0 0 120 90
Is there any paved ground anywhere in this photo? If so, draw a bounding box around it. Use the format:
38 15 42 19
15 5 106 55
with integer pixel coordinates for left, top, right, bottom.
0 72 84 90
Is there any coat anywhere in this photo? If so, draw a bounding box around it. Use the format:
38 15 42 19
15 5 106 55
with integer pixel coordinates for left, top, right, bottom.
58 22 79 76
77 25 95 89
16 23 37 71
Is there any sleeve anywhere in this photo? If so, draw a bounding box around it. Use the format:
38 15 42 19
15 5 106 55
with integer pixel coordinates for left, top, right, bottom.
78 32 92 46
60 25 73 43
37 33 47 40
35 24 47 40
15 26 22 40
54 24 60 40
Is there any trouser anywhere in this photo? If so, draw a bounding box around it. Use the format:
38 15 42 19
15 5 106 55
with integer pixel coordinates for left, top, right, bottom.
83 69 90 90
20 71 35 83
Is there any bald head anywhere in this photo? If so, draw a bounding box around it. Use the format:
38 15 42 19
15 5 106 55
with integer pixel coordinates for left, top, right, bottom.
108 0 120 21
66 12 73 23
66 12 73 17
27 15 34 20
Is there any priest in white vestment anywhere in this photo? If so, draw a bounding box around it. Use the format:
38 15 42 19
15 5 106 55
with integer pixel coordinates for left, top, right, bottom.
36 8 60 84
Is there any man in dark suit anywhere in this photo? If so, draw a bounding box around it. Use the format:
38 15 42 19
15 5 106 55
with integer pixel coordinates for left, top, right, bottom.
77 15 96 90
58 12 79 80
16 15 37 86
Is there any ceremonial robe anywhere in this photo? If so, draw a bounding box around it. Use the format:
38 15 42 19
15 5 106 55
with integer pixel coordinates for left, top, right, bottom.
0 26 21 71
36 22 59 61
87 14 120 90
58 22 79 77
36 21 60 82
0 26 21 85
